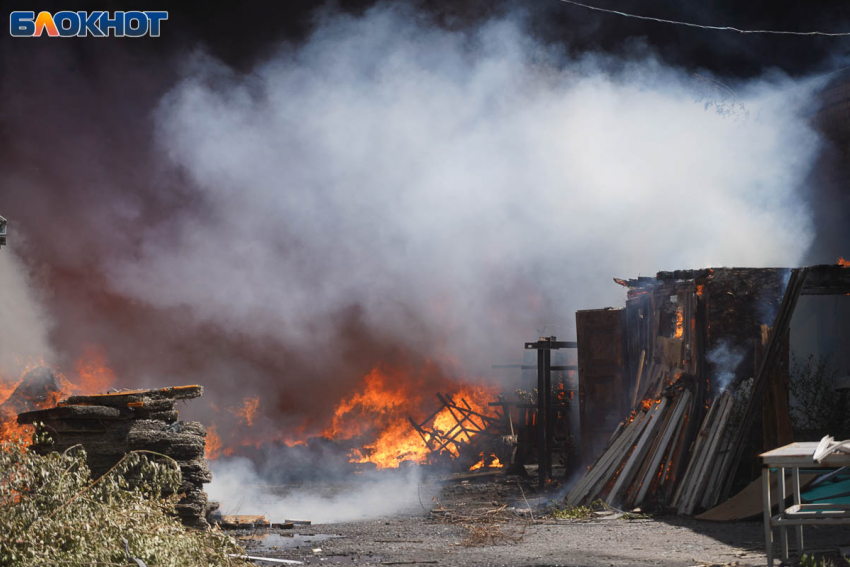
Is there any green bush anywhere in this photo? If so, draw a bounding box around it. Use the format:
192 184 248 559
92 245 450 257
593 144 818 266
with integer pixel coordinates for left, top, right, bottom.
0 432 246 567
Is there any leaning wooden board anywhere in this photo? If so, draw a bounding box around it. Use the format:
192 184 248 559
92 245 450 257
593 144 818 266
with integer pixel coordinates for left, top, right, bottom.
695 474 818 522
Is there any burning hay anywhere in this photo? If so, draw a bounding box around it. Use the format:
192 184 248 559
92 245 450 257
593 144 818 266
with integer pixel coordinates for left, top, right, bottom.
17 385 213 528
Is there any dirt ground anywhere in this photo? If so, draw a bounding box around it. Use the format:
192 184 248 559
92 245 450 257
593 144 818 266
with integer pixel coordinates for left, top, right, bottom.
237 475 850 567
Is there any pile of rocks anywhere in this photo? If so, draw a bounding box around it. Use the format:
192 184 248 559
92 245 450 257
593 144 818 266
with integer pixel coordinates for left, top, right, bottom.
18 385 212 528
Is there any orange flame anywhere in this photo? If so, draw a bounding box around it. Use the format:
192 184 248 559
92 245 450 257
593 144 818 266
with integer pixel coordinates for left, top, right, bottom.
468 452 503 471
470 455 486 471
839 257 850 268
74 346 116 394
322 364 498 469
674 309 684 339
349 420 431 469
1 349 117 443
323 366 415 440
205 425 223 460
231 397 260 427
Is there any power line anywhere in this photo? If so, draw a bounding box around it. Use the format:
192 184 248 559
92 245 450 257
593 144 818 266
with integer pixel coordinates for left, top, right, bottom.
556 0 850 37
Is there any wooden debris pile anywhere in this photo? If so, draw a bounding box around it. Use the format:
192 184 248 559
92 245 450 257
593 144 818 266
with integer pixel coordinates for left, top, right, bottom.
570 268 791 513
18 385 212 528
409 392 505 468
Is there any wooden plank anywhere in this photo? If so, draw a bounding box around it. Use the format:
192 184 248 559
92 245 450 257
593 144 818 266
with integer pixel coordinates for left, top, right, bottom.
682 394 730 513
566 410 649 506
659 405 688 489
633 390 691 506
684 391 734 515
672 394 722 509
696 473 819 521
627 397 677 506
570 409 652 505
630 350 647 409
605 397 670 506
576 308 628 463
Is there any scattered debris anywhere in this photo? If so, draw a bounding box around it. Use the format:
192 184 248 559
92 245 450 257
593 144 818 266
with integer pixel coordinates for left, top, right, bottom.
217 515 271 529
272 522 296 529
230 554 303 565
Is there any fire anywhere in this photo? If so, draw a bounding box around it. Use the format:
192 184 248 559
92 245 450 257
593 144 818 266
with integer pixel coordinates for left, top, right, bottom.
323 366 415 440
205 425 223 460
0 349 117 443
349 420 431 469
468 453 504 471
674 309 684 339
202 362 499 468
839 257 850 268
75 346 116 393
231 397 260 426
322 364 499 469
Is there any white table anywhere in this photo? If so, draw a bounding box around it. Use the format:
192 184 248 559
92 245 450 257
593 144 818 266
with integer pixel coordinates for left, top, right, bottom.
760 442 850 566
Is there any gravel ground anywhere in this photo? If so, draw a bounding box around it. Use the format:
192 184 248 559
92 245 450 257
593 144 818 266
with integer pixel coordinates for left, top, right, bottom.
236 476 850 567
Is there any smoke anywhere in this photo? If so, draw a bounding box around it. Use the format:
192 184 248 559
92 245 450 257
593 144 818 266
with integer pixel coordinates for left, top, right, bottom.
707 339 748 392
0 3 837 500
0 247 53 377
105 7 820 372
207 456 428 523
0 3 838 524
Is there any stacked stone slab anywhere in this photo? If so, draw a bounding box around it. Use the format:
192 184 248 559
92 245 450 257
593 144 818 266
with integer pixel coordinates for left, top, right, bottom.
18 385 211 529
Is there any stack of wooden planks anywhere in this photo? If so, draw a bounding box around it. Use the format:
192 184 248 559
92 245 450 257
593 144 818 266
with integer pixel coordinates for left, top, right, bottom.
569 267 835 514
566 381 692 509
671 390 736 514
566 380 744 512
18 385 212 528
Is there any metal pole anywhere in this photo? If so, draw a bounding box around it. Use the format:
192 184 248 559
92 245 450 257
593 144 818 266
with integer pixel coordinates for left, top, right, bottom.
537 344 547 487
544 346 553 482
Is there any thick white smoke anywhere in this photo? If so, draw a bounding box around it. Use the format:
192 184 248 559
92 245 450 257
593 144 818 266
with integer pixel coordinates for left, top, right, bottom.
207 457 429 524
0 247 53 378
106 6 820 373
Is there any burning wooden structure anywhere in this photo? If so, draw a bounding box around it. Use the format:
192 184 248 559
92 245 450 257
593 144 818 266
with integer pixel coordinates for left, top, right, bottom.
18 385 212 528
409 392 504 467
569 264 850 513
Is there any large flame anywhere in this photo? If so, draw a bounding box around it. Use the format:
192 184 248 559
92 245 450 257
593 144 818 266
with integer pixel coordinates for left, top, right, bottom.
203 363 500 468
0 349 117 443
205 425 224 460
674 308 684 339
839 257 850 268
327 365 499 469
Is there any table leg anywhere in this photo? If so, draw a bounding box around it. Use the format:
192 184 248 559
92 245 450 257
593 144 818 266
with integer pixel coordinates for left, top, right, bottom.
763 466 773 567
778 467 788 563
792 466 804 556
